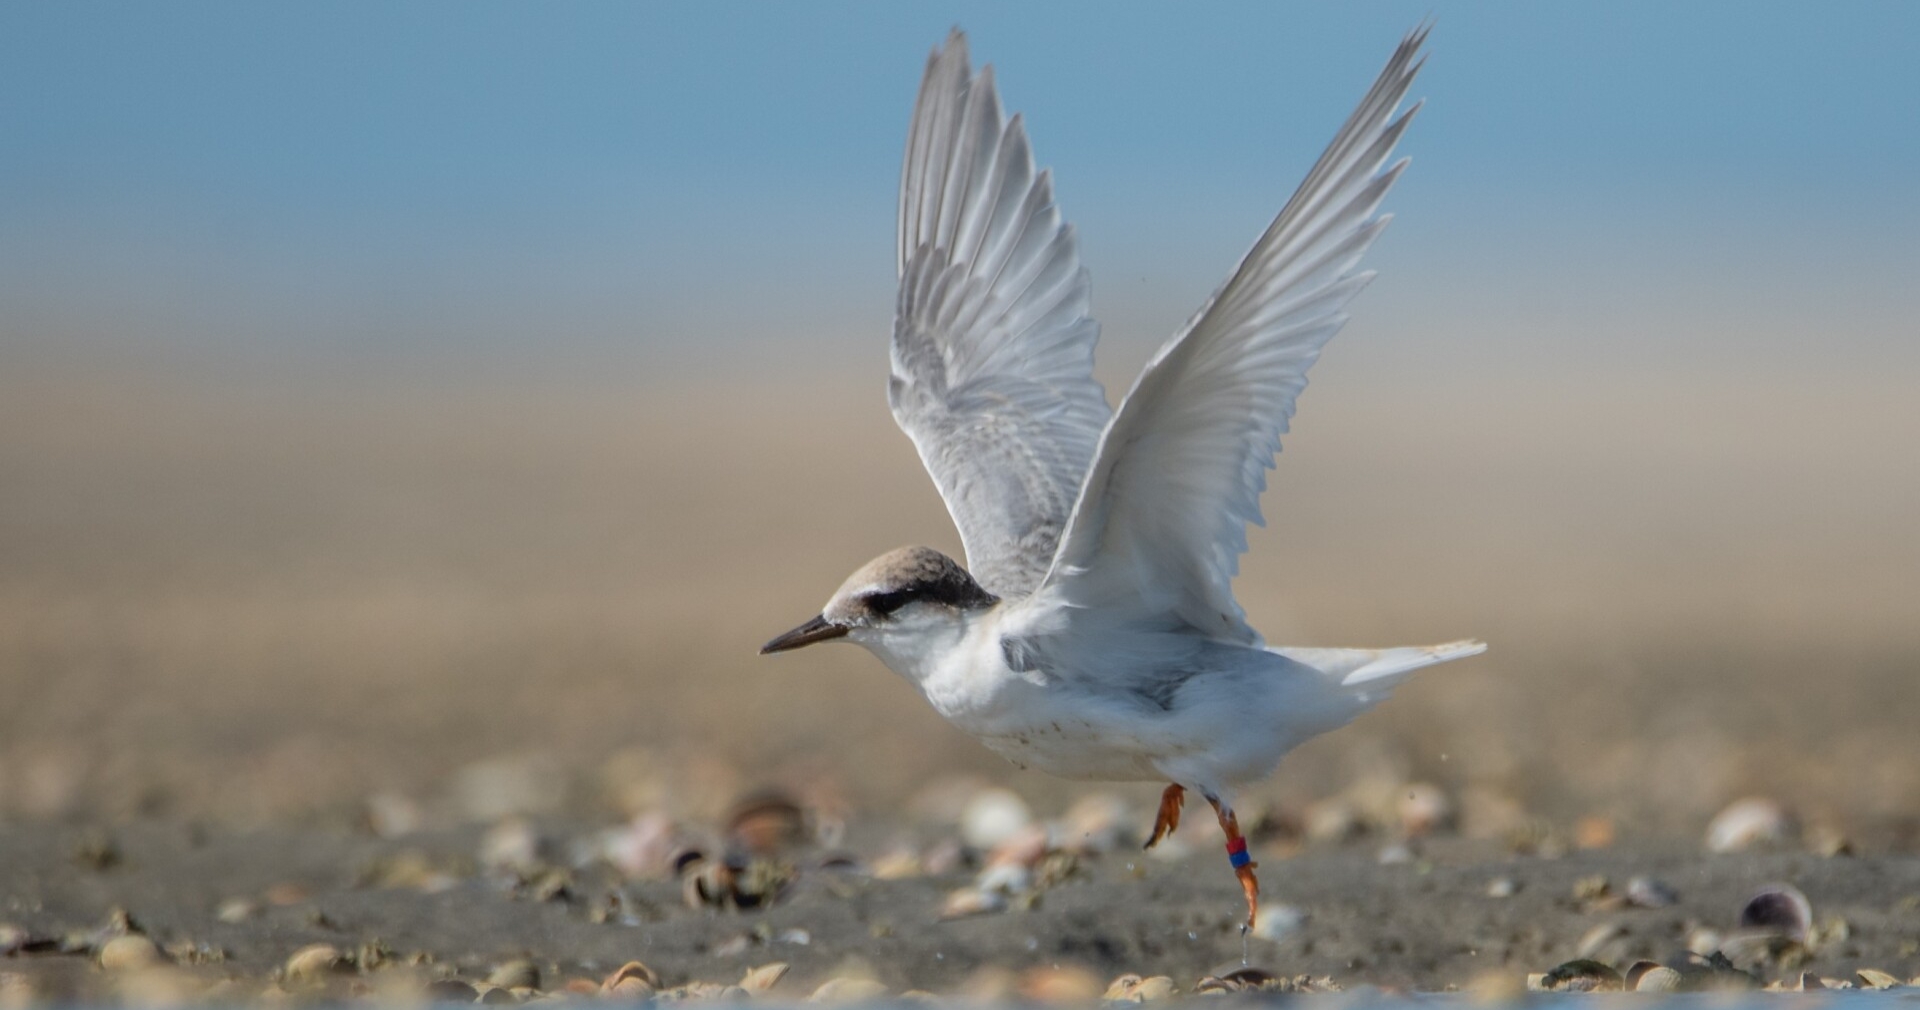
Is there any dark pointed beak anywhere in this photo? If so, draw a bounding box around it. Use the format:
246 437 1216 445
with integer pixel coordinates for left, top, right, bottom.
759 614 850 654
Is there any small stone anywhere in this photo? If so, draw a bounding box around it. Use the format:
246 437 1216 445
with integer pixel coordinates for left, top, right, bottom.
284 944 343 981
488 961 540 991
808 978 887 1003
473 983 518 1004
738 963 789 993
940 887 1005 919
1625 875 1678 908
98 935 164 972
1485 876 1518 898
960 788 1032 850
426 979 480 1002
215 898 258 923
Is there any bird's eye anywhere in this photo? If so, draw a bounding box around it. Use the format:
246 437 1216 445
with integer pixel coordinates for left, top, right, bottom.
864 589 916 616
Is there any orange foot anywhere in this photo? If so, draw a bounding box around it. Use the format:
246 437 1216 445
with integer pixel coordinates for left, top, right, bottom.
1143 783 1185 850
1207 795 1260 931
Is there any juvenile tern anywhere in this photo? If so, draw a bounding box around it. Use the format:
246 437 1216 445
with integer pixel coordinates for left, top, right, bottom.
763 25 1483 929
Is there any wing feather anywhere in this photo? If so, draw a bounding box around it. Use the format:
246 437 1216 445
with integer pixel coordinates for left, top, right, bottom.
1035 26 1428 643
890 30 1110 599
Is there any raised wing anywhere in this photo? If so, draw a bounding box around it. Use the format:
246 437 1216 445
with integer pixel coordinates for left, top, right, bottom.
1036 26 1428 643
890 30 1110 600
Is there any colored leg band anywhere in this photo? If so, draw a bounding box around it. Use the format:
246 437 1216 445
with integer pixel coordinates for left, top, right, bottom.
1225 837 1250 867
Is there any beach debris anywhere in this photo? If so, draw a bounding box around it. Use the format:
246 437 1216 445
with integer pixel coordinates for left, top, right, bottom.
1625 874 1678 908
1397 782 1454 837
960 787 1033 849
283 943 344 981
97 934 164 972
1573 815 1615 850
1485 876 1518 898
1705 797 1791 853
479 817 546 874
363 791 425 838
678 851 793 911
598 811 679 879
727 790 808 855
1739 882 1812 942
1103 974 1177 1002
1633 966 1683 992
939 886 1006 919
1530 959 1622 992
426 979 481 1002
600 960 660 999
1571 874 1617 910
1193 969 1338 995
215 897 259 923
1018 966 1103 1002
807 977 888 1003
1856 969 1901 990
488 960 540 991
72 830 122 871
1574 922 1629 963
1249 903 1306 942
737 963 789 993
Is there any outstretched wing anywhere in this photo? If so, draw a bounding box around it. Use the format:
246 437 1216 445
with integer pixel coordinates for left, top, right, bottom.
890 29 1110 600
1035 27 1428 643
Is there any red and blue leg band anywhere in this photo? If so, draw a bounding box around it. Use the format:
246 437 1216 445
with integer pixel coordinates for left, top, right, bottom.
1226 836 1251 868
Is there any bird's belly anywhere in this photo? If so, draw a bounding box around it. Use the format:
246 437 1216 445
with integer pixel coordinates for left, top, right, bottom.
972 718 1162 781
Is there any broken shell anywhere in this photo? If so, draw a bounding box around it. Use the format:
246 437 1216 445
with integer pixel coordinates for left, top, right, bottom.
284 943 343 981
1625 875 1678 908
807 978 888 1003
940 887 1006 919
1633 967 1682 993
727 791 807 855
98 935 164 972
1738 883 1812 942
488 961 540 991
738 963 790 993
1706 797 1791 853
601 961 661 992
1103 974 1176 1002
1856 969 1900 990
1537 959 1622 992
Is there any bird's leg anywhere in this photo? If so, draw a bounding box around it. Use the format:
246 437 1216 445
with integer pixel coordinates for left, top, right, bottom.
1143 784 1185 849
1206 794 1259 932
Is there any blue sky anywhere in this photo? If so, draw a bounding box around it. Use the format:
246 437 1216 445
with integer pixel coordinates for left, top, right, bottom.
4 2 1917 381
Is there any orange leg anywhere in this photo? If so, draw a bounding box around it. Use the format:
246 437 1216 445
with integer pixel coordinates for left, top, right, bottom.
1206 795 1260 931
1143 783 1185 849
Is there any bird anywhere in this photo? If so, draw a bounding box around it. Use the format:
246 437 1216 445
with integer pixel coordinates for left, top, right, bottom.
761 24 1482 931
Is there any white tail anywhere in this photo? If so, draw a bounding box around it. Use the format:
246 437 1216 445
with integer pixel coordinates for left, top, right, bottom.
1273 638 1487 687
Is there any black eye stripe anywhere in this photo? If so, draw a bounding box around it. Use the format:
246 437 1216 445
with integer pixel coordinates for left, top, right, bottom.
864 589 916 615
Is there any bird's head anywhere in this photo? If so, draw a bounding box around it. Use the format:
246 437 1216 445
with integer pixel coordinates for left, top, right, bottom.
760 546 998 660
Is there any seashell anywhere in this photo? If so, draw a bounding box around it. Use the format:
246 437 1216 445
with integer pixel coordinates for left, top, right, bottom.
727 791 807 855
939 887 1005 919
1249 904 1304 942
601 961 661 992
1797 972 1826 991
1017 966 1103 1002
479 817 546 874
807 977 888 1003
1103 974 1176 1002
215 898 259 923
1622 961 1660 990
960 788 1033 850
1856 969 1900 990
1676 951 1761 990
1537 959 1623 992
1625 875 1678 908
98 935 164 972
738 963 790 993
602 975 654 1000
683 860 736 910
1397 782 1454 837
1218 968 1280 991
488 961 540 991
1705 797 1791 853
472 982 518 1004
1738 883 1812 942
1484 876 1517 898
284 943 343 981
776 929 811 946
1633 966 1682 992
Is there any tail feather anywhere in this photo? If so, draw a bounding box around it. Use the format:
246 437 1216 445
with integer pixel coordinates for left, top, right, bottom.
1272 638 1487 687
